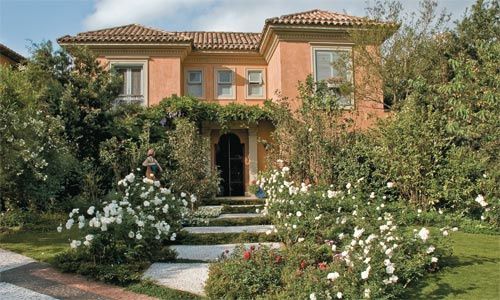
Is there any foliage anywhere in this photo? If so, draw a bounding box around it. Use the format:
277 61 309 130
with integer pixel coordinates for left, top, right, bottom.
127 281 202 300
205 245 285 299
206 167 453 299
56 172 188 266
164 118 220 201
154 95 273 129
0 65 77 211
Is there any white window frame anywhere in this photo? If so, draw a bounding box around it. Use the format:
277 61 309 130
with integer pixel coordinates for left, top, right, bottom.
109 60 148 106
185 69 204 99
245 68 266 99
214 68 236 100
311 46 354 108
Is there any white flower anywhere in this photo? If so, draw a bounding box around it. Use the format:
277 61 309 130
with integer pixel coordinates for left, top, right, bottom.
136 233 143 240
87 206 95 215
296 211 302 217
298 237 305 243
182 199 188 207
452 227 458 232
65 219 74 230
370 192 375 199
475 195 488 207
180 192 187 198
327 190 340 198
353 227 365 238
83 240 91 247
442 230 449 236
154 180 161 187
361 266 371 280
70 240 81 249
282 166 290 172
143 201 150 207
418 227 430 242
431 257 438 263
85 234 94 241
427 245 435 254
190 194 197 203
387 182 394 188
364 288 371 298
128 231 135 238
57 224 62 233
125 173 135 183
346 183 352 190
170 233 177 241
327 272 340 281
336 292 343 299
386 264 395 274
310 293 317 300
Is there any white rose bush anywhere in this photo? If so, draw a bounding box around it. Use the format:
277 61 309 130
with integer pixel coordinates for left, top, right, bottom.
206 165 453 299
56 171 193 271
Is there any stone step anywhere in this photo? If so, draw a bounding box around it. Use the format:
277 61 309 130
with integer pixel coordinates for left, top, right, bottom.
143 263 209 296
183 225 275 234
171 242 282 261
216 213 263 219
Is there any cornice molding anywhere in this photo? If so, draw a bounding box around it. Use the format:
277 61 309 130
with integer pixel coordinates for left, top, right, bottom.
184 52 266 65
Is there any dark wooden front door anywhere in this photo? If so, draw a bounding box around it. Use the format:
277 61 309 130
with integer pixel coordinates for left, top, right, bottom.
216 133 244 196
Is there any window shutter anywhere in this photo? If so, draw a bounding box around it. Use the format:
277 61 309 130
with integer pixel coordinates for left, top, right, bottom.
131 68 142 95
315 51 333 81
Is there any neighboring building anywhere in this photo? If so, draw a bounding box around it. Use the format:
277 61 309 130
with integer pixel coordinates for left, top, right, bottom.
58 9 391 196
0 43 25 66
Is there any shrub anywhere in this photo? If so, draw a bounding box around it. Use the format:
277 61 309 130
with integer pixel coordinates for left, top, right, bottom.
165 118 220 201
206 167 453 299
56 171 190 266
205 245 284 299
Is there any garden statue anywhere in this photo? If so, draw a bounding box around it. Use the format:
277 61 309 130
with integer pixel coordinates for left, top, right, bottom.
142 148 163 179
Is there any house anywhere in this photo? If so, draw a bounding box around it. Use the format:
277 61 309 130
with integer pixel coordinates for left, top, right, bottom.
58 9 391 197
0 43 25 66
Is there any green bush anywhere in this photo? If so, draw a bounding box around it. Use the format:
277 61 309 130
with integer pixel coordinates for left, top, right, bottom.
205 167 453 299
205 245 284 299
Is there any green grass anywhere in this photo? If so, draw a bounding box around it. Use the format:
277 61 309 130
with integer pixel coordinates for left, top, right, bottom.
405 232 500 299
0 227 79 262
127 281 203 299
199 216 271 227
1 227 498 299
221 204 264 214
0 227 203 299
176 231 277 245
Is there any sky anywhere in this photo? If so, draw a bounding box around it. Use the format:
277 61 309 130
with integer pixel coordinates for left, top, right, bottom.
0 0 477 57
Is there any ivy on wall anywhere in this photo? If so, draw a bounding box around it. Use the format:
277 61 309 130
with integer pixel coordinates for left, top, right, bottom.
151 95 275 129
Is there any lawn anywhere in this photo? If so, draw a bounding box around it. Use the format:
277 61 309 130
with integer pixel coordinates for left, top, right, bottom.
405 232 500 299
0 228 498 299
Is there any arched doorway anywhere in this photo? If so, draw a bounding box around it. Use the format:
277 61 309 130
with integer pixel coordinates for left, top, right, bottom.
216 133 244 196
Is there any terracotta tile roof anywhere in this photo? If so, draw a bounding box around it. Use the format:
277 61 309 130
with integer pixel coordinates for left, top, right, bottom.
57 10 391 51
57 24 192 44
173 32 261 50
265 9 387 27
0 43 25 63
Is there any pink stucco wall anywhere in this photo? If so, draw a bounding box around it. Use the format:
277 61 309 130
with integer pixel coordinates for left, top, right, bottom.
149 57 182 106
266 44 282 101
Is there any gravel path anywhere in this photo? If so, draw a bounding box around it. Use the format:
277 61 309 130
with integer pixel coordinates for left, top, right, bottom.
0 248 35 272
0 282 57 300
143 263 209 296
183 224 274 234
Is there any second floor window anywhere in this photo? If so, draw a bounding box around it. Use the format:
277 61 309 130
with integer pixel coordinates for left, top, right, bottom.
115 66 144 105
186 70 203 98
314 48 353 107
247 70 264 98
216 69 235 99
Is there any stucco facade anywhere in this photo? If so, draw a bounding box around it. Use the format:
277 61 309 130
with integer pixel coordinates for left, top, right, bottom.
58 9 392 196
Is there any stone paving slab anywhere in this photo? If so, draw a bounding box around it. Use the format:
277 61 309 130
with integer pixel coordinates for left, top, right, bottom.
183 225 274 234
216 213 263 219
143 263 209 296
0 282 58 300
0 248 35 272
171 242 282 261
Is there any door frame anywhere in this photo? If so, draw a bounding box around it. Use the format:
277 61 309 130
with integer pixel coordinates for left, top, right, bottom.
215 133 245 196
